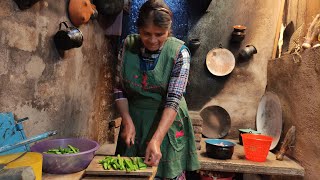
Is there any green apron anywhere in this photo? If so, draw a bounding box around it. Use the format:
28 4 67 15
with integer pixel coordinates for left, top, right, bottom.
116 34 200 178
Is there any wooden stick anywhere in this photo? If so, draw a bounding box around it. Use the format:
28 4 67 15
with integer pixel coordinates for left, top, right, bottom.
302 14 320 49
272 0 286 59
276 126 296 161
0 167 35 180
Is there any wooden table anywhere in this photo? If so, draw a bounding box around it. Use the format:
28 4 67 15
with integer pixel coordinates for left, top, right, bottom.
198 139 304 176
42 171 85 180
43 139 305 179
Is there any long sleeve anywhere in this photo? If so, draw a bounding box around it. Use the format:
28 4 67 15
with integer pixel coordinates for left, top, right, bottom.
165 46 190 111
114 42 127 101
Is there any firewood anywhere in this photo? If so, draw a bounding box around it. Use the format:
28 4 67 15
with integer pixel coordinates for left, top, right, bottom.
302 14 320 49
0 167 35 180
276 126 296 161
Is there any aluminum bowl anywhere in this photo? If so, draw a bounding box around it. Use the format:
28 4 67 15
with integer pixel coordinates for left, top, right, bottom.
238 129 260 145
205 139 236 160
30 138 99 174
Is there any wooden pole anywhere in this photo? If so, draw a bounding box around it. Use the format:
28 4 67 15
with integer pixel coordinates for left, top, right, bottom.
272 0 286 59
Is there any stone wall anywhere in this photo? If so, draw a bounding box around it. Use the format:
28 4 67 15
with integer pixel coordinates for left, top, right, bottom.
0 0 115 143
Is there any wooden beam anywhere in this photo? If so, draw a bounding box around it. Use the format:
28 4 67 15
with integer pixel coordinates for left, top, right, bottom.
272 0 287 59
0 167 35 180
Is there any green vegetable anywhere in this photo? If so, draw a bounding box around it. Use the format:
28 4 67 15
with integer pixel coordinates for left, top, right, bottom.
44 145 80 154
98 154 148 172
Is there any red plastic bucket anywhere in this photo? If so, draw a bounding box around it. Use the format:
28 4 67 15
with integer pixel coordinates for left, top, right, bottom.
241 134 272 162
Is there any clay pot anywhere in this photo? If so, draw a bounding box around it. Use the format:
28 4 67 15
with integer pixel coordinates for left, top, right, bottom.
231 25 246 42
69 0 98 27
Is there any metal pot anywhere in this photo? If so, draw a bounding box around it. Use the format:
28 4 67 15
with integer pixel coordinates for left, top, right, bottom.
188 38 201 56
13 0 40 10
205 139 235 160
239 45 257 60
206 47 235 76
92 0 124 15
54 22 83 50
238 128 260 145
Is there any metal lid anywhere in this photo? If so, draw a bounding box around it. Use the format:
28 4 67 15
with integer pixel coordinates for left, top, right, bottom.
206 48 235 76
201 105 231 138
256 91 283 150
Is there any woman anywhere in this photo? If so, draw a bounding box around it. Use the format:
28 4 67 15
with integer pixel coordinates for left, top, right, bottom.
114 0 200 179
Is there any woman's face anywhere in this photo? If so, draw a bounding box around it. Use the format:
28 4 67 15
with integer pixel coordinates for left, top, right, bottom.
139 24 169 51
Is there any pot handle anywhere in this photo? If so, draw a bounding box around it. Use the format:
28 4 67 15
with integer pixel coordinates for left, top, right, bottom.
59 21 69 30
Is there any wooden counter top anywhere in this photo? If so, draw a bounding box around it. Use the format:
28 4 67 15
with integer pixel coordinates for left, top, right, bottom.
43 140 304 179
43 170 85 180
198 139 304 176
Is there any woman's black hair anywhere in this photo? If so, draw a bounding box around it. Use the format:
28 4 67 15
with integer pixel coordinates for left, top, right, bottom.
137 0 172 30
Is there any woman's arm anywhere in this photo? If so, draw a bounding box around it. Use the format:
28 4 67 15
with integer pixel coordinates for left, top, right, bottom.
114 41 136 147
115 98 136 147
144 46 191 166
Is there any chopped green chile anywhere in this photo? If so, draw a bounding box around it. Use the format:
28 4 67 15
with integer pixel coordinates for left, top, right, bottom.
43 144 80 154
99 154 148 171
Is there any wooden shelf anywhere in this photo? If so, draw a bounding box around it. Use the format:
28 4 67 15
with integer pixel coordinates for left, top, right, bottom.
198 139 304 176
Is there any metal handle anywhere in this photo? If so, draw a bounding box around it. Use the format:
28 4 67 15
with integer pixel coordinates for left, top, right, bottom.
16 117 29 123
59 21 69 30
0 130 57 153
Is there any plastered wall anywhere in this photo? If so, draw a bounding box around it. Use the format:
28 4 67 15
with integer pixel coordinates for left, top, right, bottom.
0 0 115 143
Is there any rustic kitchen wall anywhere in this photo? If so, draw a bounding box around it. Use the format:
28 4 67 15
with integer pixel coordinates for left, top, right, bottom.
0 0 115 143
267 48 320 180
185 0 282 138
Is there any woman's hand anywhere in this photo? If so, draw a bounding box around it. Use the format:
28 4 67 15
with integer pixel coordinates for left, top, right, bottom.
120 116 136 147
144 139 162 166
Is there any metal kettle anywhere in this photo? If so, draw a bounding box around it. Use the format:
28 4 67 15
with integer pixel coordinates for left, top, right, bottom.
54 22 83 50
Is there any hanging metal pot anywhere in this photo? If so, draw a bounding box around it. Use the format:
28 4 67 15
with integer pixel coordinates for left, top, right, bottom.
54 22 83 51
239 45 257 60
92 0 124 16
13 0 40 10
206 46 235 76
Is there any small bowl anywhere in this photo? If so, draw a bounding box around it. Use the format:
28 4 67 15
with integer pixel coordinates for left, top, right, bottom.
31 138 99 174
238 129 260 145
205 139 236 160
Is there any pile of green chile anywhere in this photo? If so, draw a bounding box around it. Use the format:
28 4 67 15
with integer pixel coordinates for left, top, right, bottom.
44 145 80 154
99 155 148 172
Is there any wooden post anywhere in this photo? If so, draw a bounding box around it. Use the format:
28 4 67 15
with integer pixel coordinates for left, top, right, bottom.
0 167 35 180
272 0 286 59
